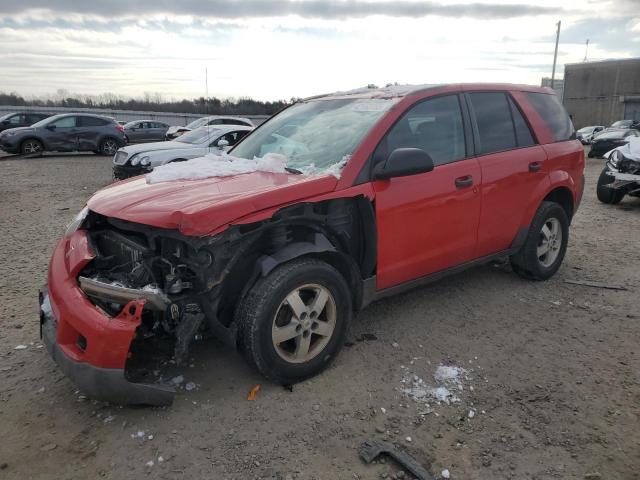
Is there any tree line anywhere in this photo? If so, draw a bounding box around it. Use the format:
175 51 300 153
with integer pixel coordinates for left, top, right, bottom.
0 91 293 116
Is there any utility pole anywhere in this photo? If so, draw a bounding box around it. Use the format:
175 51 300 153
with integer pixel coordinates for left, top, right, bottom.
551 20 561 90
583 39 590 62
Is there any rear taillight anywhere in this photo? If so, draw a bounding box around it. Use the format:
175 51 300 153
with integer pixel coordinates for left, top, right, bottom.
116 124 124 133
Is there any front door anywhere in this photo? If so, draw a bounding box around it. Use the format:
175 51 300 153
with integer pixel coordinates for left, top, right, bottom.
373 94 482 290
45 116 78 151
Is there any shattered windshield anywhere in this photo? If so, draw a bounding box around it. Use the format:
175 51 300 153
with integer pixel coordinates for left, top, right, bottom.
230 97 396 171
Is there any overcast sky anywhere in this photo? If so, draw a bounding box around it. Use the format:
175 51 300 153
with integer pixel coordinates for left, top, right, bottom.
1 0 639 101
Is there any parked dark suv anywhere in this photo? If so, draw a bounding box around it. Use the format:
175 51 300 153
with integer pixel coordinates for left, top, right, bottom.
40 84 584 405
0 112 50 132
0 113 127 155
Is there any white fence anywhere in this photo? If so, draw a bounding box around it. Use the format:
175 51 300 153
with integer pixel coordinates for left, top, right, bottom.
0 105 269 126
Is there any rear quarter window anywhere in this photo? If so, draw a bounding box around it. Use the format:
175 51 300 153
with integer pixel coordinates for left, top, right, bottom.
524 92 575 142
79 116 109 127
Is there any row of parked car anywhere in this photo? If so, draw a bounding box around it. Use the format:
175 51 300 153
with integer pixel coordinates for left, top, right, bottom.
0 111 254 156
575 119 640 158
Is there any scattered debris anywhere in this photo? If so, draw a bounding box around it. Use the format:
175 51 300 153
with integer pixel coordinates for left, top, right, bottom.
468 409 475 419
359 440 431 480
170 375 184 385
247 384 261 401
185 382 197 392
392 342 400 348
145 460 154 468
565 279 628 291
40 443 57 452
14 345 27 350
441 469 450 479
402 365 469 406
405 436 412 442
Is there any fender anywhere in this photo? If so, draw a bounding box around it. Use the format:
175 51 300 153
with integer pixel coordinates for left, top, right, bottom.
257 233 336 277
521 172 575 228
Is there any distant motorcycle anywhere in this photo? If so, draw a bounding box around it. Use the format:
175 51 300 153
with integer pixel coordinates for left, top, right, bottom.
597 137 640 204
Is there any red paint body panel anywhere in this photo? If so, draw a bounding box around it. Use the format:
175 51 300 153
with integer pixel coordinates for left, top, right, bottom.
474 145 550 257
47 230 139 369
88 173 338 237
374 158 482 290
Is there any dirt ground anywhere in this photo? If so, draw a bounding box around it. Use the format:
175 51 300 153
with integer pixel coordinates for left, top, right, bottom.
0 149 638 480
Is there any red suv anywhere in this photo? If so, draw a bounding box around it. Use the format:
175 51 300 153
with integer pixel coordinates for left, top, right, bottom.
39 84 583 405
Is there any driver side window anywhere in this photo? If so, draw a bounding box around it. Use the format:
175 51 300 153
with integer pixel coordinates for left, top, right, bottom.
375 95 466 168
52 116 76 128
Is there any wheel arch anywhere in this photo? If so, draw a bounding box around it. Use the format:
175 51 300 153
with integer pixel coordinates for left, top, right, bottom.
542 186 574 224
214 196 376 332
20 136 45 151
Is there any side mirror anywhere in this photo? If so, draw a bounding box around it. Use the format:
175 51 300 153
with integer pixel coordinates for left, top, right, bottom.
46 124 56 131
373 148 434 180
217 139 229 148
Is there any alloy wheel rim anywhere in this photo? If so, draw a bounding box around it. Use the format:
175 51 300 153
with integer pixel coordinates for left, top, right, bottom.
24 141 41 153
272 283 337 364
537 217 562 267
103 140 117 155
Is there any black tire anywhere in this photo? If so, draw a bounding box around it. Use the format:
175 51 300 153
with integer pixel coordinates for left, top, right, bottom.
20 138 43 155
99 137 119 156
510 201 569 281
236 258 352 385
587 150 595 158
596 167 625 204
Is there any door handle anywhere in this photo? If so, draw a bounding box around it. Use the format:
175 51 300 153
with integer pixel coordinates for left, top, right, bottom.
529 162 541 172
455 175 473 188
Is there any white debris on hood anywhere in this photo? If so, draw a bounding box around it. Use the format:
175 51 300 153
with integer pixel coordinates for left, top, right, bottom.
146 152 287 184
401 364 469 406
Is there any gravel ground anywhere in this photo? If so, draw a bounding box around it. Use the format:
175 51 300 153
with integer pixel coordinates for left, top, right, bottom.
0 149 638 480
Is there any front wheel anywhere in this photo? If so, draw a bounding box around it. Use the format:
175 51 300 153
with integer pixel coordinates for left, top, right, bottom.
236 258 352 385
596 167 625 204
21 139 43 155
100 138 119 156
510 201 569 281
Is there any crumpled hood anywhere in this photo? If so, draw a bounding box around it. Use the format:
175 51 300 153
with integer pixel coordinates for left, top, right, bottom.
120 141 196 155
87 172 338 236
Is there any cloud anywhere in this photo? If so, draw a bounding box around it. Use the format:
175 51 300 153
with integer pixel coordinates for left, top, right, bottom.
3 0 562 20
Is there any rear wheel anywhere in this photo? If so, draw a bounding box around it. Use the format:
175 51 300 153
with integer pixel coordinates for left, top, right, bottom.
20 139 43 155
511 201 569 281
100 138 119 156
596 167 625 204
236 258 352 385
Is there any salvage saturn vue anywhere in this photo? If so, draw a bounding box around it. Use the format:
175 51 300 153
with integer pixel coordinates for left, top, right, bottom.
40 84 584 405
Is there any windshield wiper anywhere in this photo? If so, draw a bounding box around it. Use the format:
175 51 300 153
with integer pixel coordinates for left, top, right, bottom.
285 167 303 174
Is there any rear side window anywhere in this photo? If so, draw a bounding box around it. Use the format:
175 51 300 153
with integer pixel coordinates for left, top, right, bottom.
508 97 535 147
78 116 108 127
524 92 574 142
468 92 517 154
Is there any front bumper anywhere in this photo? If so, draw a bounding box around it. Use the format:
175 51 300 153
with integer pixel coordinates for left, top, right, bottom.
39 231 174 405
113 164 151 180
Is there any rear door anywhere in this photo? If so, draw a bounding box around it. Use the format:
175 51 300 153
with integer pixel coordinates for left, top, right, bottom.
465 91 548 257
77 116 109 151
374 94 482 290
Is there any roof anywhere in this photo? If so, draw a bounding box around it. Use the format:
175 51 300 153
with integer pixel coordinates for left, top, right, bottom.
191 124 253 134
306 83 552 101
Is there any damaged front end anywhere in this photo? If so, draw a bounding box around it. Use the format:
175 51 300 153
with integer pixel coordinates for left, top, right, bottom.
603 143 640 196
40 209 261 406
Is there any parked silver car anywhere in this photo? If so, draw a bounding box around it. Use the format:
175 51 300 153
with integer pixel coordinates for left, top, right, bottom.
576 125 605 144
123 120 170 143
165 116 254 140
113 125 253 179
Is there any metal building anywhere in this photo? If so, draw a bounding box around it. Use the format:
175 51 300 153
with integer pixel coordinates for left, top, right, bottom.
563 57 640 129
